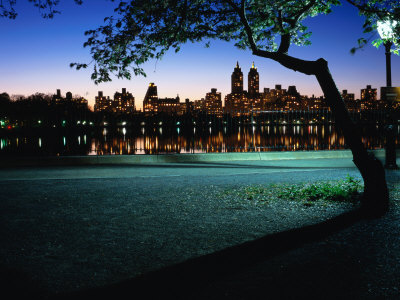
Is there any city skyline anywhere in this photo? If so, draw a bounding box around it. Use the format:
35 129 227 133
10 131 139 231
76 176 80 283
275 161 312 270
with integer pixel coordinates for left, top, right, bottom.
3 59 391 112
1 0 400 110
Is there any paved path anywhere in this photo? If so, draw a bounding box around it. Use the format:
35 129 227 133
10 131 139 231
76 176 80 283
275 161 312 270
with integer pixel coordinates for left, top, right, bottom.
1 157 361 181
1 157 399 299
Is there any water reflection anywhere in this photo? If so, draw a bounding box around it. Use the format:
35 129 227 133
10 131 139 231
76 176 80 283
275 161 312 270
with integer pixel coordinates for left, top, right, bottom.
0 124 397 156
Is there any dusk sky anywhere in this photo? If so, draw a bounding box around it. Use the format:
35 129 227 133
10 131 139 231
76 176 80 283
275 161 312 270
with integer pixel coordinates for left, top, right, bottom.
1 0 399 110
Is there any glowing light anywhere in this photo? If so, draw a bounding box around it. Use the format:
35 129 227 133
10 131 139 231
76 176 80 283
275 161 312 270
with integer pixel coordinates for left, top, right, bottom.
377 20 398 40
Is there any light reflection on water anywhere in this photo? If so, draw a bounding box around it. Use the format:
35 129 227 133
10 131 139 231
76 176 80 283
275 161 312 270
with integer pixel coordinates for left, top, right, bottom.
0 124 396 156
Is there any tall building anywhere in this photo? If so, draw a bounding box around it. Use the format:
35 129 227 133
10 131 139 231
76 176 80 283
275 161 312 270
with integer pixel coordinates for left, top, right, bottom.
287 86 300 97
180 98 193 115
342 90 355 101
94 89 135 113
284 86 301 110
226 61 264 114
143 83 158 113
361 85 377 101
95 91 111 112
205 88 223 115
361 85 377 110
143 83 181 115
52 89 88 110
193 98 205 111
341 89 358 110
231 61 243 94
157 96 181 115
248 62 259 98
113 88 135 114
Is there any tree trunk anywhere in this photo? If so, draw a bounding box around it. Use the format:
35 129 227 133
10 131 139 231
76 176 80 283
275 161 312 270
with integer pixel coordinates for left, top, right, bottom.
253 50 388 217
314 58 388 217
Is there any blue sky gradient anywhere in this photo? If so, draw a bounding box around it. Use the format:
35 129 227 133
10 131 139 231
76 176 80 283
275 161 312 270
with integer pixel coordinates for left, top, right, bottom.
1 0 399 110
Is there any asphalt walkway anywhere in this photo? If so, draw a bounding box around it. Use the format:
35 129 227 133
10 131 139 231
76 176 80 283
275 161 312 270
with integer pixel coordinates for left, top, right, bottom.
1 155 399 299
1 157 363 181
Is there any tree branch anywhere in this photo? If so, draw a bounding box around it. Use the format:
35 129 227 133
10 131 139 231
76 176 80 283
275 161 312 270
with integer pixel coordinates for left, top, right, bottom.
278 0 317 54
223 0 320 74
253 49 322 75
346 0 389 18
287 0 317 27
277 34 291 54
223 0 261 53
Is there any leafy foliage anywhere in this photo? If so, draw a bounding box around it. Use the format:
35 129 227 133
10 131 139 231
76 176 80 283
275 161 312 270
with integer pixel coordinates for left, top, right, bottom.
73 0 342 83
349 0 400 53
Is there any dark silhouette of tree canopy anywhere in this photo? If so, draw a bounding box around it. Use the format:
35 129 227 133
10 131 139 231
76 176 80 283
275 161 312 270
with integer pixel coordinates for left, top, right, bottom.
3 0 400 216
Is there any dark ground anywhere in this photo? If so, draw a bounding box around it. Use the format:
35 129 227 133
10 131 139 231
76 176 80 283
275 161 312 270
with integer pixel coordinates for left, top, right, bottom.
0 160 399 299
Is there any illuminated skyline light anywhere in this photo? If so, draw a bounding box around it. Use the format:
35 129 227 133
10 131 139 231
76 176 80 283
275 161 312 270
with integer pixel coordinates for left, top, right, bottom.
0 0 399 110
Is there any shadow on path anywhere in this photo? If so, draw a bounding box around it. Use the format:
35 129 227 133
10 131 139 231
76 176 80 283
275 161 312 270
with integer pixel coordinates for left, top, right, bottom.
53 208 365 300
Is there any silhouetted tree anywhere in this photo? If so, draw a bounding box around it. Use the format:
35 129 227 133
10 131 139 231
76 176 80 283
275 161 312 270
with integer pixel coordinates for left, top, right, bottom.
75 0 399 217
3 0 400 216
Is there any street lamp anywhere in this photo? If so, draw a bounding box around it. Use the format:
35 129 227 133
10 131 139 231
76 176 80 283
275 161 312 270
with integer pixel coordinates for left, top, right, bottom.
377 20 398 169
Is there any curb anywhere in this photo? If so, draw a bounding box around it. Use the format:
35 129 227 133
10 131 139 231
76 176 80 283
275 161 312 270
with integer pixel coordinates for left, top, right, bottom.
0 149 397 167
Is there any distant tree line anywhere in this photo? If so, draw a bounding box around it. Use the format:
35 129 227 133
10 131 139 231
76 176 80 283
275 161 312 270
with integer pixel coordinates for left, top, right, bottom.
0 92 92 129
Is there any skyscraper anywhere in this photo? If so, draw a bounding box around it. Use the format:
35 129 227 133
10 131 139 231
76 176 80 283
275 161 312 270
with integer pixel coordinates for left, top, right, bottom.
143 83 158 113
95 91 111 112
231 61 243 94
248 62 259 98
360 85 377 110
205 88 223 116
113 88 135 113
361 85 377 101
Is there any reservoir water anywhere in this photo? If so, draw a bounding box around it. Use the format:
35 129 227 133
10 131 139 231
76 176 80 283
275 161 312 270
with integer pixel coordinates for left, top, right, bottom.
1 124 398 156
